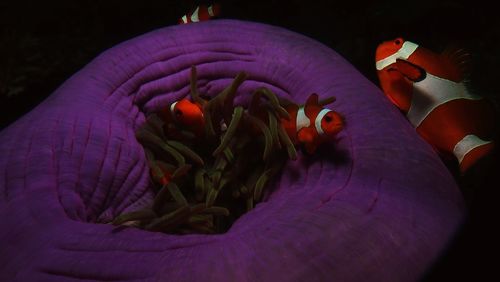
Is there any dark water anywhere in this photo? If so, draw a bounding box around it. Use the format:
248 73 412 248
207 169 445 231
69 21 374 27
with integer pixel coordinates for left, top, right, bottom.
1 0 498 280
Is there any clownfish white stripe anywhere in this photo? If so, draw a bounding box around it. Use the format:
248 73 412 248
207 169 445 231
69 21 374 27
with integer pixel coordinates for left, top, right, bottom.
181 15 188 24
315 109 332 135
407 73 481 127
375 41 419 70
453 134 492 164
296 107 310 131
208 5 215 17
170 101 178 115
191 6 200 22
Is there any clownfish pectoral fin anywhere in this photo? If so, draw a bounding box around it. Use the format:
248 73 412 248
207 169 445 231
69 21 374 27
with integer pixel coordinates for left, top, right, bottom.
394 59 426 82
297 127 316 144
297 127 319 154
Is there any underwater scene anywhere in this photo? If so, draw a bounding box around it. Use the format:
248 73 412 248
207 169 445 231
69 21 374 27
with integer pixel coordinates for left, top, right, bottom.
1 0 498 281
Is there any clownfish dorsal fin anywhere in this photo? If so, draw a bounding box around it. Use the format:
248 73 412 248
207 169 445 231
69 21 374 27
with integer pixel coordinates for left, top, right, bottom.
318 96 336 106
305 93 319 106
304 93 320 118
441 45 472 82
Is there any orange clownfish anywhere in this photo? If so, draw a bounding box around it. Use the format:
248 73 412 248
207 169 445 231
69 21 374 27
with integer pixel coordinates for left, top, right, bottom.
178 3 221 24
281 93 344 154
159 98 205 137
375 37 497 172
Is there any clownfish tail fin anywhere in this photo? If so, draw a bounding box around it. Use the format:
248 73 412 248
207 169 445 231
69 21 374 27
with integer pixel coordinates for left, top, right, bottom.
442 45 473 81
462 78 477 97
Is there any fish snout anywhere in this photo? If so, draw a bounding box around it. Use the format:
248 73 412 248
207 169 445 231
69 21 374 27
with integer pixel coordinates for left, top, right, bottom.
179 109 204 127
375 37 405 63
172 99 205 128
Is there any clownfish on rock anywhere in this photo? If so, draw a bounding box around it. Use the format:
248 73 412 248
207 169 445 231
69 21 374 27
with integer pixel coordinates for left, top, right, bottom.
281 93 344 154
375 37 497 173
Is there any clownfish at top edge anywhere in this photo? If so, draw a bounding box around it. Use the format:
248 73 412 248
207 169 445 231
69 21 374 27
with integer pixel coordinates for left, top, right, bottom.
178 3 221 24
375 37 497 172
159 98 205 137
281 93 344 154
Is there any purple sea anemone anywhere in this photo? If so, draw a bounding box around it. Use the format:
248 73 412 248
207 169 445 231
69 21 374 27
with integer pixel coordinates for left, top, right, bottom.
0 20 464 281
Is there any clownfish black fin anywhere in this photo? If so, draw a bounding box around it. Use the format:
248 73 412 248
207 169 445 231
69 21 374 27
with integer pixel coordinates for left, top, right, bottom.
297 127 315 144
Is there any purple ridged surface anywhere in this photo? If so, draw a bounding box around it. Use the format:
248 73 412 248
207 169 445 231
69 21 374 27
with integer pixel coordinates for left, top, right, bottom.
0 20 464 281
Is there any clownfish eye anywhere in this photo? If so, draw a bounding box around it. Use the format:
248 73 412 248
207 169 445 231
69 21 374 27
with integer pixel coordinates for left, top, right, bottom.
394 39 401 45
175 109 183 117
324 115 332 123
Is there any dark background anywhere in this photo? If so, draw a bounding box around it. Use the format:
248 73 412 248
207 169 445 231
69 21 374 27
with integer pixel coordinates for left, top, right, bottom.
1 0 498 280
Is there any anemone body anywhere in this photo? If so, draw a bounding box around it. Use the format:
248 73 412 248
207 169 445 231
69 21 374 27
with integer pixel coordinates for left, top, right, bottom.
0 20 465 281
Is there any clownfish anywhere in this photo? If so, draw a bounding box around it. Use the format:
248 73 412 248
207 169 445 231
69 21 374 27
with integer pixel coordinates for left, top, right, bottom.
178 3 221 24
281 93 344 154
159 98 205 137
150 162 172 186
375 37 497 172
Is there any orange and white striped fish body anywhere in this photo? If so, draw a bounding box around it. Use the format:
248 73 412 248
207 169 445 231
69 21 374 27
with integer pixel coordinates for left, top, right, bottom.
178 3 221 24
375 38 496 172
159 98 205 137
281 94 344 154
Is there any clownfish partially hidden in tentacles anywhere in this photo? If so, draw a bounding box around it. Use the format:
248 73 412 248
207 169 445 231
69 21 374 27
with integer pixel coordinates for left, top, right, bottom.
375 37 497 173
158 98 205 137
178 3 221 24
281 93 344 154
